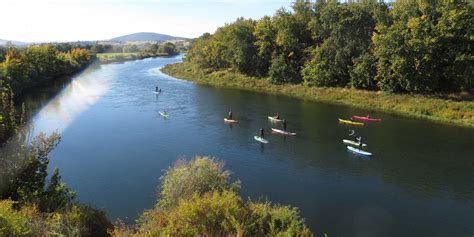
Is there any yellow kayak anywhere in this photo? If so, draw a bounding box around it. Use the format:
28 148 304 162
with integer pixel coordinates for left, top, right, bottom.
338 118 364 126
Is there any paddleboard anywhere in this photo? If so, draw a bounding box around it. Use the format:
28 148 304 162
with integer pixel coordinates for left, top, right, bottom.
224 118 238 123
347 146 372 156
254 135 269 144
343 139 366 147
271 128 296 136
268 116 283 122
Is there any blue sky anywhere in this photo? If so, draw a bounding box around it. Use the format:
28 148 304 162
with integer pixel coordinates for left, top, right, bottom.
1 0 292 42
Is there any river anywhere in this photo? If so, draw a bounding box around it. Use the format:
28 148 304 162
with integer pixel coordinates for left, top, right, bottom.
23 55 473 236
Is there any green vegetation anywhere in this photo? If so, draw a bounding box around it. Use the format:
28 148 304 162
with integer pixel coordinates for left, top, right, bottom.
0 132 112 236
0 200 111 236
0 44 112 236
96 42 180 63
161 62 474 127
112 156 312 236
185 0 472 92
0 45 93 97
0 44 93 143
170 0 473 127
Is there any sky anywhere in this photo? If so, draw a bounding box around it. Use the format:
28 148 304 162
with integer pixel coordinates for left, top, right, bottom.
0 0 292 42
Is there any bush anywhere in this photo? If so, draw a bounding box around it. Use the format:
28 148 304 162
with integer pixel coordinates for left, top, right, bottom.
112 156 313 236
157 156 240 208
0 200 112 236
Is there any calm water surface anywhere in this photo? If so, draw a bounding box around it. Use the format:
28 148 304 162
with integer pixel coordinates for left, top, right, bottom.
24 56 473 236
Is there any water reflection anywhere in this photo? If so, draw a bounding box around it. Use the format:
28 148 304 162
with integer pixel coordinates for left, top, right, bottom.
30 65 116 136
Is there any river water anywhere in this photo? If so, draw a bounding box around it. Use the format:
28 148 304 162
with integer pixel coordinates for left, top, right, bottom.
23 55 473 236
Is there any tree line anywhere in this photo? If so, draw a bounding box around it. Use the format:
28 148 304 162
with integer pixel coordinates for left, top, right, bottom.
0 44 93 143
186 0 473 93
91 41 180 56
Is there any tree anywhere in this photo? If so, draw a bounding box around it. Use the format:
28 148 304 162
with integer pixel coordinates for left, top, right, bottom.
23 44 60 81
0 132 76 212
0 85 17 143
159 42 178 56
269 8 310 84
373 0 473 92
303 3 377 87
254 16 276 76
0 49 34 94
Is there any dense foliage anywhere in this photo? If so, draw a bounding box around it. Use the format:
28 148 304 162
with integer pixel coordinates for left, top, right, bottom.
0 44 93 97
0 44 93 144
0 200 111 236
113 156 312 236
186 0 473 93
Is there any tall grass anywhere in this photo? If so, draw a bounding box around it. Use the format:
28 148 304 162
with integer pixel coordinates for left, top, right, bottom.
161 62 474 128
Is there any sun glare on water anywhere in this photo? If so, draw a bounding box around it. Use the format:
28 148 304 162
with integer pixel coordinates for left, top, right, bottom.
29 65 116 136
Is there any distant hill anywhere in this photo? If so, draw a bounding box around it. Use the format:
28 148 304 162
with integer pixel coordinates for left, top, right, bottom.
110 32 188 42
0 39 28 46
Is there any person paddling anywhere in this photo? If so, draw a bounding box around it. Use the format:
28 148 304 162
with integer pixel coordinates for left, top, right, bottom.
155 86 159 92
228 111 233 120
356 136 363 147
282 119 287 131
260 128 264 138
275 113 280 119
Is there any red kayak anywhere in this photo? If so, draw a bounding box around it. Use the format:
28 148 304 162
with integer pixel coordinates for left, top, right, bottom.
351 116 382 122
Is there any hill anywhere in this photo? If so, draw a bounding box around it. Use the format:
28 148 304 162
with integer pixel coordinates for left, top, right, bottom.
0 38 28 46
110 32 188 42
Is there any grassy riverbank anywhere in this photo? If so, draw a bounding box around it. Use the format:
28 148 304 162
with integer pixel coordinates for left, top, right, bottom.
97 52 169 63
161 62 473 128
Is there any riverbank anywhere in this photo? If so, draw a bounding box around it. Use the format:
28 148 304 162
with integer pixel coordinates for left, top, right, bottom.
97 52 173 63
161 62 473 128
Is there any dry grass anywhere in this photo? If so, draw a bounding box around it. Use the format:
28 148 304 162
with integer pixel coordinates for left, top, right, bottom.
161 62 473 128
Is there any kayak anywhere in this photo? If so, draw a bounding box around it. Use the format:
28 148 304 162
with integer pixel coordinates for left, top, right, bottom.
153 91 161 94
343 139 366 147
159 111 168 117
351 116 381 122
271 128 296 136
268 116 283 122
224 118 238 123
347 146 372 156
338 118 364 126
254 136 269 144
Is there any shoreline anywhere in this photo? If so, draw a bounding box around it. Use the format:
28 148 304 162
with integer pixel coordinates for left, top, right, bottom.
161 62 473 128
96 52 178 64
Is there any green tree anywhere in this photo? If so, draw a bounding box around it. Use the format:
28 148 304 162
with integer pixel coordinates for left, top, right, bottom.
0 132 75 212
159 42 178 56
373 0 473 92
0 85 17 143
0 49 34 94
23 44 60 81
253 16 276 76
303 3 376 87
269 8 310 84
